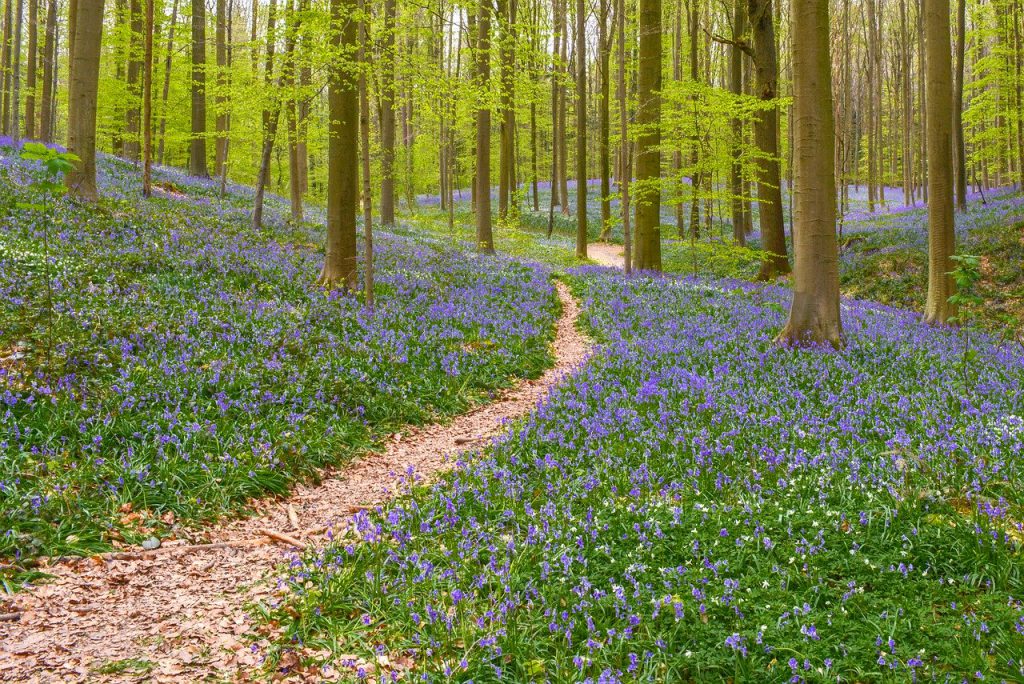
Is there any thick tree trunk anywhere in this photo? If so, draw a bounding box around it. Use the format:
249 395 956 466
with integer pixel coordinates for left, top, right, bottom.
922 0 956 325
190 0 209 176
574 0 586 257
633 0 661 271
475 0 494 253
380 0 397 226
777 0 842 347
748 0 789 280
66 0 105 202
320 0 358 290
125 0 143 159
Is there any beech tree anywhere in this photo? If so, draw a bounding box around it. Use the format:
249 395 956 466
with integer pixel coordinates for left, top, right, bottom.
66 0 105 201
922 0 956 325
777 0 842 347
632 0 661 271
319 0 358 289
190 0 209 176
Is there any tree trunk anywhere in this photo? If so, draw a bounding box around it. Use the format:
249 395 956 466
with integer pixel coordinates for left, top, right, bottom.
11 0 23 139
556 0 569 214
574 0 586 257
748 0 789 280
24 0 35 139
952 0 967 210
617 0 631 273
284 0 303 221
597 0 610 240
125 0 143 159
475 0 494 253
215 0 228 175
777 0 842 347
380 0 396 225
922 0 956 325
251 0 278 228
66 0 105 202
320 0 358 290
358 0 373 305
687 0 700 238
497 0 515 220
143 0 153 195
39 0 56 140
190 0 209 176
157 0 178 164
633 0 661 270
729 0 746 245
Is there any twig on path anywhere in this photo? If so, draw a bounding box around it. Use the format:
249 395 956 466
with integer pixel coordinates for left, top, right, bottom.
0 611 23 622
259 528 307 550
287 504 300 531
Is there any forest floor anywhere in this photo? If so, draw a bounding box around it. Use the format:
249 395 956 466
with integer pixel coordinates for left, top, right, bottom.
0 282 589 682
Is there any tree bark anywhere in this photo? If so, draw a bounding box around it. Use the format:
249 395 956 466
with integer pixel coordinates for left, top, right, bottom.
190 0 209 176
320 0 358 290
38 0 56 141
952 0 967 210
380 0 397 225
747 0 789 280
125 0 143 159
157 0 178 164
574 0 587 257
24 0 35 139
475 0 494 253
617 0 630 273
358 0 373 305
729 0 746 245
251 0 278 228
143 0 153 196
215 0 228 175
284 0 303 221
66 0 105 202
777 0 842 347
633 0 661 270
922 0 956 325
597 0 610 240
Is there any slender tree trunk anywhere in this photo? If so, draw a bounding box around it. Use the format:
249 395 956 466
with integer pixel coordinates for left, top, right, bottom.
1015 0 1023 188
157 0 178 164
497 0 515 220
11 0 23 140
1 0 12 135
24 0 35 138
284 0 303 221
597 0 611 240
143 0 153 195
549 0 561 212
320 0 358 290
380 0 396 225
251 0 278 228
556 0 569 214
633 0 661 270
475 0 494 253
66 0 105 202
729 0 746 245
952 0 966 210
358 0 372 305
38 0 55 140
670 0 683 238
215 0 228 175
688 0 700 238
900 0 913 207
922 0 956 324
190 0 209 176
574 0 586 257
617 0 630 273
748 0 789 280
777 0 842 347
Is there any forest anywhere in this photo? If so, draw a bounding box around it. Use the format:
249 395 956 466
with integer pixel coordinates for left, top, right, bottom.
0 0 1023 679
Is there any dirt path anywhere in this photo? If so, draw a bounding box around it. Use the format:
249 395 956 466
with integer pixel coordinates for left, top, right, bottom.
0 282 591 683
587 242 625 269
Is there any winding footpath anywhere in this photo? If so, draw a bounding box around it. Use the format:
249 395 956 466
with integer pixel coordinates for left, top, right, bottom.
0 282 591 683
